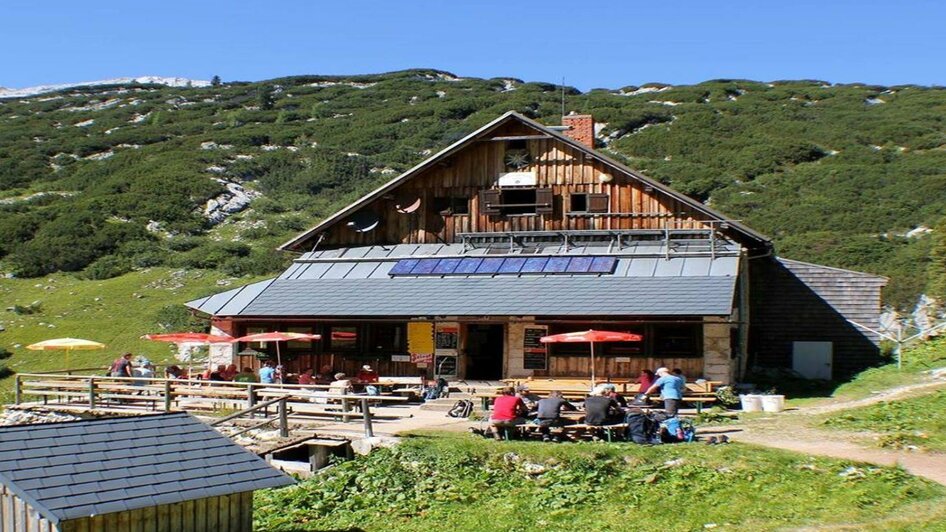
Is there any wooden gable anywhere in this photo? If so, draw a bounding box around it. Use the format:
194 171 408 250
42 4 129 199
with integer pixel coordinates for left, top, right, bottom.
281 112 770 251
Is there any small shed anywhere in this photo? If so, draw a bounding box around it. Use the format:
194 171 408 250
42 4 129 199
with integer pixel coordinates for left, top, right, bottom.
0 412 294 532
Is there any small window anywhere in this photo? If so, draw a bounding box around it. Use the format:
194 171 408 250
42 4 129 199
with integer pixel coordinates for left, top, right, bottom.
500 189 537 215
433 197 469 216
329 326 359 352
569 193 609 213
653 324 701 358
570 193 588 212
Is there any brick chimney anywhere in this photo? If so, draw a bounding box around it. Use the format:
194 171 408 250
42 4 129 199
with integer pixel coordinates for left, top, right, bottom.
562 113 595 148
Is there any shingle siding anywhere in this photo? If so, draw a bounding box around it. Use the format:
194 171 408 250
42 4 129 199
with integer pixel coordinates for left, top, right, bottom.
749 257 888 377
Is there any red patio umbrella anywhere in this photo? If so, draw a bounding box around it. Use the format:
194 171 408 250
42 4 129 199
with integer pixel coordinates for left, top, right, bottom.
231 332 322 367
141 332 236 377
540 329 643 386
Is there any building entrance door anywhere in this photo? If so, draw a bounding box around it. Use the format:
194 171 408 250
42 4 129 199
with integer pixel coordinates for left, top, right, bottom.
464 324 504 380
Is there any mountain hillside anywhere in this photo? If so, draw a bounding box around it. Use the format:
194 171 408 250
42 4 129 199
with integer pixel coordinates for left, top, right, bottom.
2 69 946 310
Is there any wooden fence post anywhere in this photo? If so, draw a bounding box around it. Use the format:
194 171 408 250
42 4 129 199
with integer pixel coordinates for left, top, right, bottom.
14 375 21 405
88 378 96 409
247 384 256 412
361 398 374 438
164 380 172 412
277 398 289 438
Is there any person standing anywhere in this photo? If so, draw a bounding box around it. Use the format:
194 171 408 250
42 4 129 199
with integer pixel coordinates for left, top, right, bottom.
643 367 685 417
110 352 134 378
258 361 276 384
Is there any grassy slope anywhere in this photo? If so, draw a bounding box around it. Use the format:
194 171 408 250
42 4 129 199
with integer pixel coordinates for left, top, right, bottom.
822 390 946 452
254 431 946 532
2 72 946 307
0 268 248 398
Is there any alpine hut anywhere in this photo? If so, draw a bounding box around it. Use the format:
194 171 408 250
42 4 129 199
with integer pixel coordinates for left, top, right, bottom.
187 111 887 383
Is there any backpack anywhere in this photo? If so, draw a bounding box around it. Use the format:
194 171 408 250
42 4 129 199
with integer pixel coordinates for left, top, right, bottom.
625 411 661 444
447 399 473 418
659 417 696 443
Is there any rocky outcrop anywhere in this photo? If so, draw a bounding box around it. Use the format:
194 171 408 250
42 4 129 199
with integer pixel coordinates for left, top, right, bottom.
203 179 261 225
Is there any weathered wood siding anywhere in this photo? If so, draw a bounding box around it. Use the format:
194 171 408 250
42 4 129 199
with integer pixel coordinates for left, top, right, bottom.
748 257 887 377
321 121 713 247
54 492 253 532
1 485 58 532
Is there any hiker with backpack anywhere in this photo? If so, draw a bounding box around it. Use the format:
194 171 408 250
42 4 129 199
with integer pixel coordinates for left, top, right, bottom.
533 391 577 442
642 367 685 417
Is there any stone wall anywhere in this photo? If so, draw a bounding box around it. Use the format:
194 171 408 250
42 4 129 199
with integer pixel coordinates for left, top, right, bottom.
703 317 733 383
504 319 534 378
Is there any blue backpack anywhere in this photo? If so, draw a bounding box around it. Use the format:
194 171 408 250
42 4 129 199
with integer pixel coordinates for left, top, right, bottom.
660 417 696 443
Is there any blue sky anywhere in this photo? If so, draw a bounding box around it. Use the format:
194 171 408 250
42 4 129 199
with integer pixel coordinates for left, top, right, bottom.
4 0 946 90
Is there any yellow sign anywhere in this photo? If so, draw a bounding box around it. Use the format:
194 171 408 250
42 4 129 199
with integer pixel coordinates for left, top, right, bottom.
407 321 434 355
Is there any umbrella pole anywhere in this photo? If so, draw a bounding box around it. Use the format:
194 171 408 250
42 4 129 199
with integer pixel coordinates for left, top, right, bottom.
276 342 282 369
590 340 596 387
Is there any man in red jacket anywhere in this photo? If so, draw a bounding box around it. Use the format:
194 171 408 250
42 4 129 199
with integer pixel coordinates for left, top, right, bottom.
489 387 529 440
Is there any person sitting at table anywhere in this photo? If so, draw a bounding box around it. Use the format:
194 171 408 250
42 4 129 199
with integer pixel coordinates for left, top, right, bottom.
515 385 541 411
221 364 238 381
209 364 228 381
603 383 628 407
274 365 285 384
132 359 155 387
329 372 353 394
298 367 315 385
357 365 379 383
164 365 184 379
583 385 622 426
233 367 258 383
258 361 276 384
489 387 529 441
109 352 134 378
422 377 448 401
535 391 577 442
637 369 656 393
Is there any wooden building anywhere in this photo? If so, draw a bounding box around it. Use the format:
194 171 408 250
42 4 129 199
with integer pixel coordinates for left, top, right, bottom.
0 413 293 532
188 111 887 383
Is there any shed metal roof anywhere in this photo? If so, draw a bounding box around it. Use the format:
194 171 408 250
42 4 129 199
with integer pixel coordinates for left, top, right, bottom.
0 413 294 523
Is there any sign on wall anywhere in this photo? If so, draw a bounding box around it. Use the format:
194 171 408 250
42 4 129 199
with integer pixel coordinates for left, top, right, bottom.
435 323 460 355
435 355 458 377
523 326 548 370
407 321 434 355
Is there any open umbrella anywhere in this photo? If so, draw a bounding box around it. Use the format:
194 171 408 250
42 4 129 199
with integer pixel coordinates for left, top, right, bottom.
142 332 235 377
540 330 642 386
231 332 322 367
27 337 106 371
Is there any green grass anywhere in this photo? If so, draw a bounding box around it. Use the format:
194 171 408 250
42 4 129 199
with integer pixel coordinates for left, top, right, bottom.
0 268 253 399
254 431 946 531
823 390 946 452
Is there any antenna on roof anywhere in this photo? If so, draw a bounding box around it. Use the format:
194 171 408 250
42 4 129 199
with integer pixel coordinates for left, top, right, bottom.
561 76 566 119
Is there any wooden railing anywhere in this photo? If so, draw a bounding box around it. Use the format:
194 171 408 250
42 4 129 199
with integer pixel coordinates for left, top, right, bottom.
12 374 410 436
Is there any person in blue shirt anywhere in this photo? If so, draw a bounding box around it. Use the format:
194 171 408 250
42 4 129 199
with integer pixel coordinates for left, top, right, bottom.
643 367 685 417
258 361 276 384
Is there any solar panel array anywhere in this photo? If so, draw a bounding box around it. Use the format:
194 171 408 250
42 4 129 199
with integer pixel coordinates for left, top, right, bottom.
388 256 617 276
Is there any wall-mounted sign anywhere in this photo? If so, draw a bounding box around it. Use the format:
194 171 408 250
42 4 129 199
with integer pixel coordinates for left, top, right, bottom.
523 326 548 370
408 322 434 355
435 355 458 377
435 323 460 355
391 354 412 363
411 353 433 364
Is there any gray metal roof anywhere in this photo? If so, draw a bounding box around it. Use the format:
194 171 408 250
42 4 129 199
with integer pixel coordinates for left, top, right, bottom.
0 413 294 523
189 275 737 317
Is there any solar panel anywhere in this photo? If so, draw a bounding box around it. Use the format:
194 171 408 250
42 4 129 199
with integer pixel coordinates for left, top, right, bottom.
433 258 462 274
521 257 548 273
475 257 505 274
566 256 594 273
388 259 419 275
410 258 440 274
499 257 526 274
454 258 482 274
589 256 617 273
544 256 571 273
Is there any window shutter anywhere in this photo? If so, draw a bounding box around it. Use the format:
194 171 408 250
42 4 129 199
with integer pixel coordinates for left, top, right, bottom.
479 189 501 216
535 188 554 214
588 193 610 213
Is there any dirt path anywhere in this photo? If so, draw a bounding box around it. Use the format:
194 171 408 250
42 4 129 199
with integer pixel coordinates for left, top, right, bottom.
722 375 946 485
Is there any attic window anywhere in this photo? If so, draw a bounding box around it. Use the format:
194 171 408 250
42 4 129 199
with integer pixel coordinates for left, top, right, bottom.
433 197 469 216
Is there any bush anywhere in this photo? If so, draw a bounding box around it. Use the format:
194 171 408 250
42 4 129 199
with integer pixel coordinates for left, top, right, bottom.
80 255 132 280
154 304 208 332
